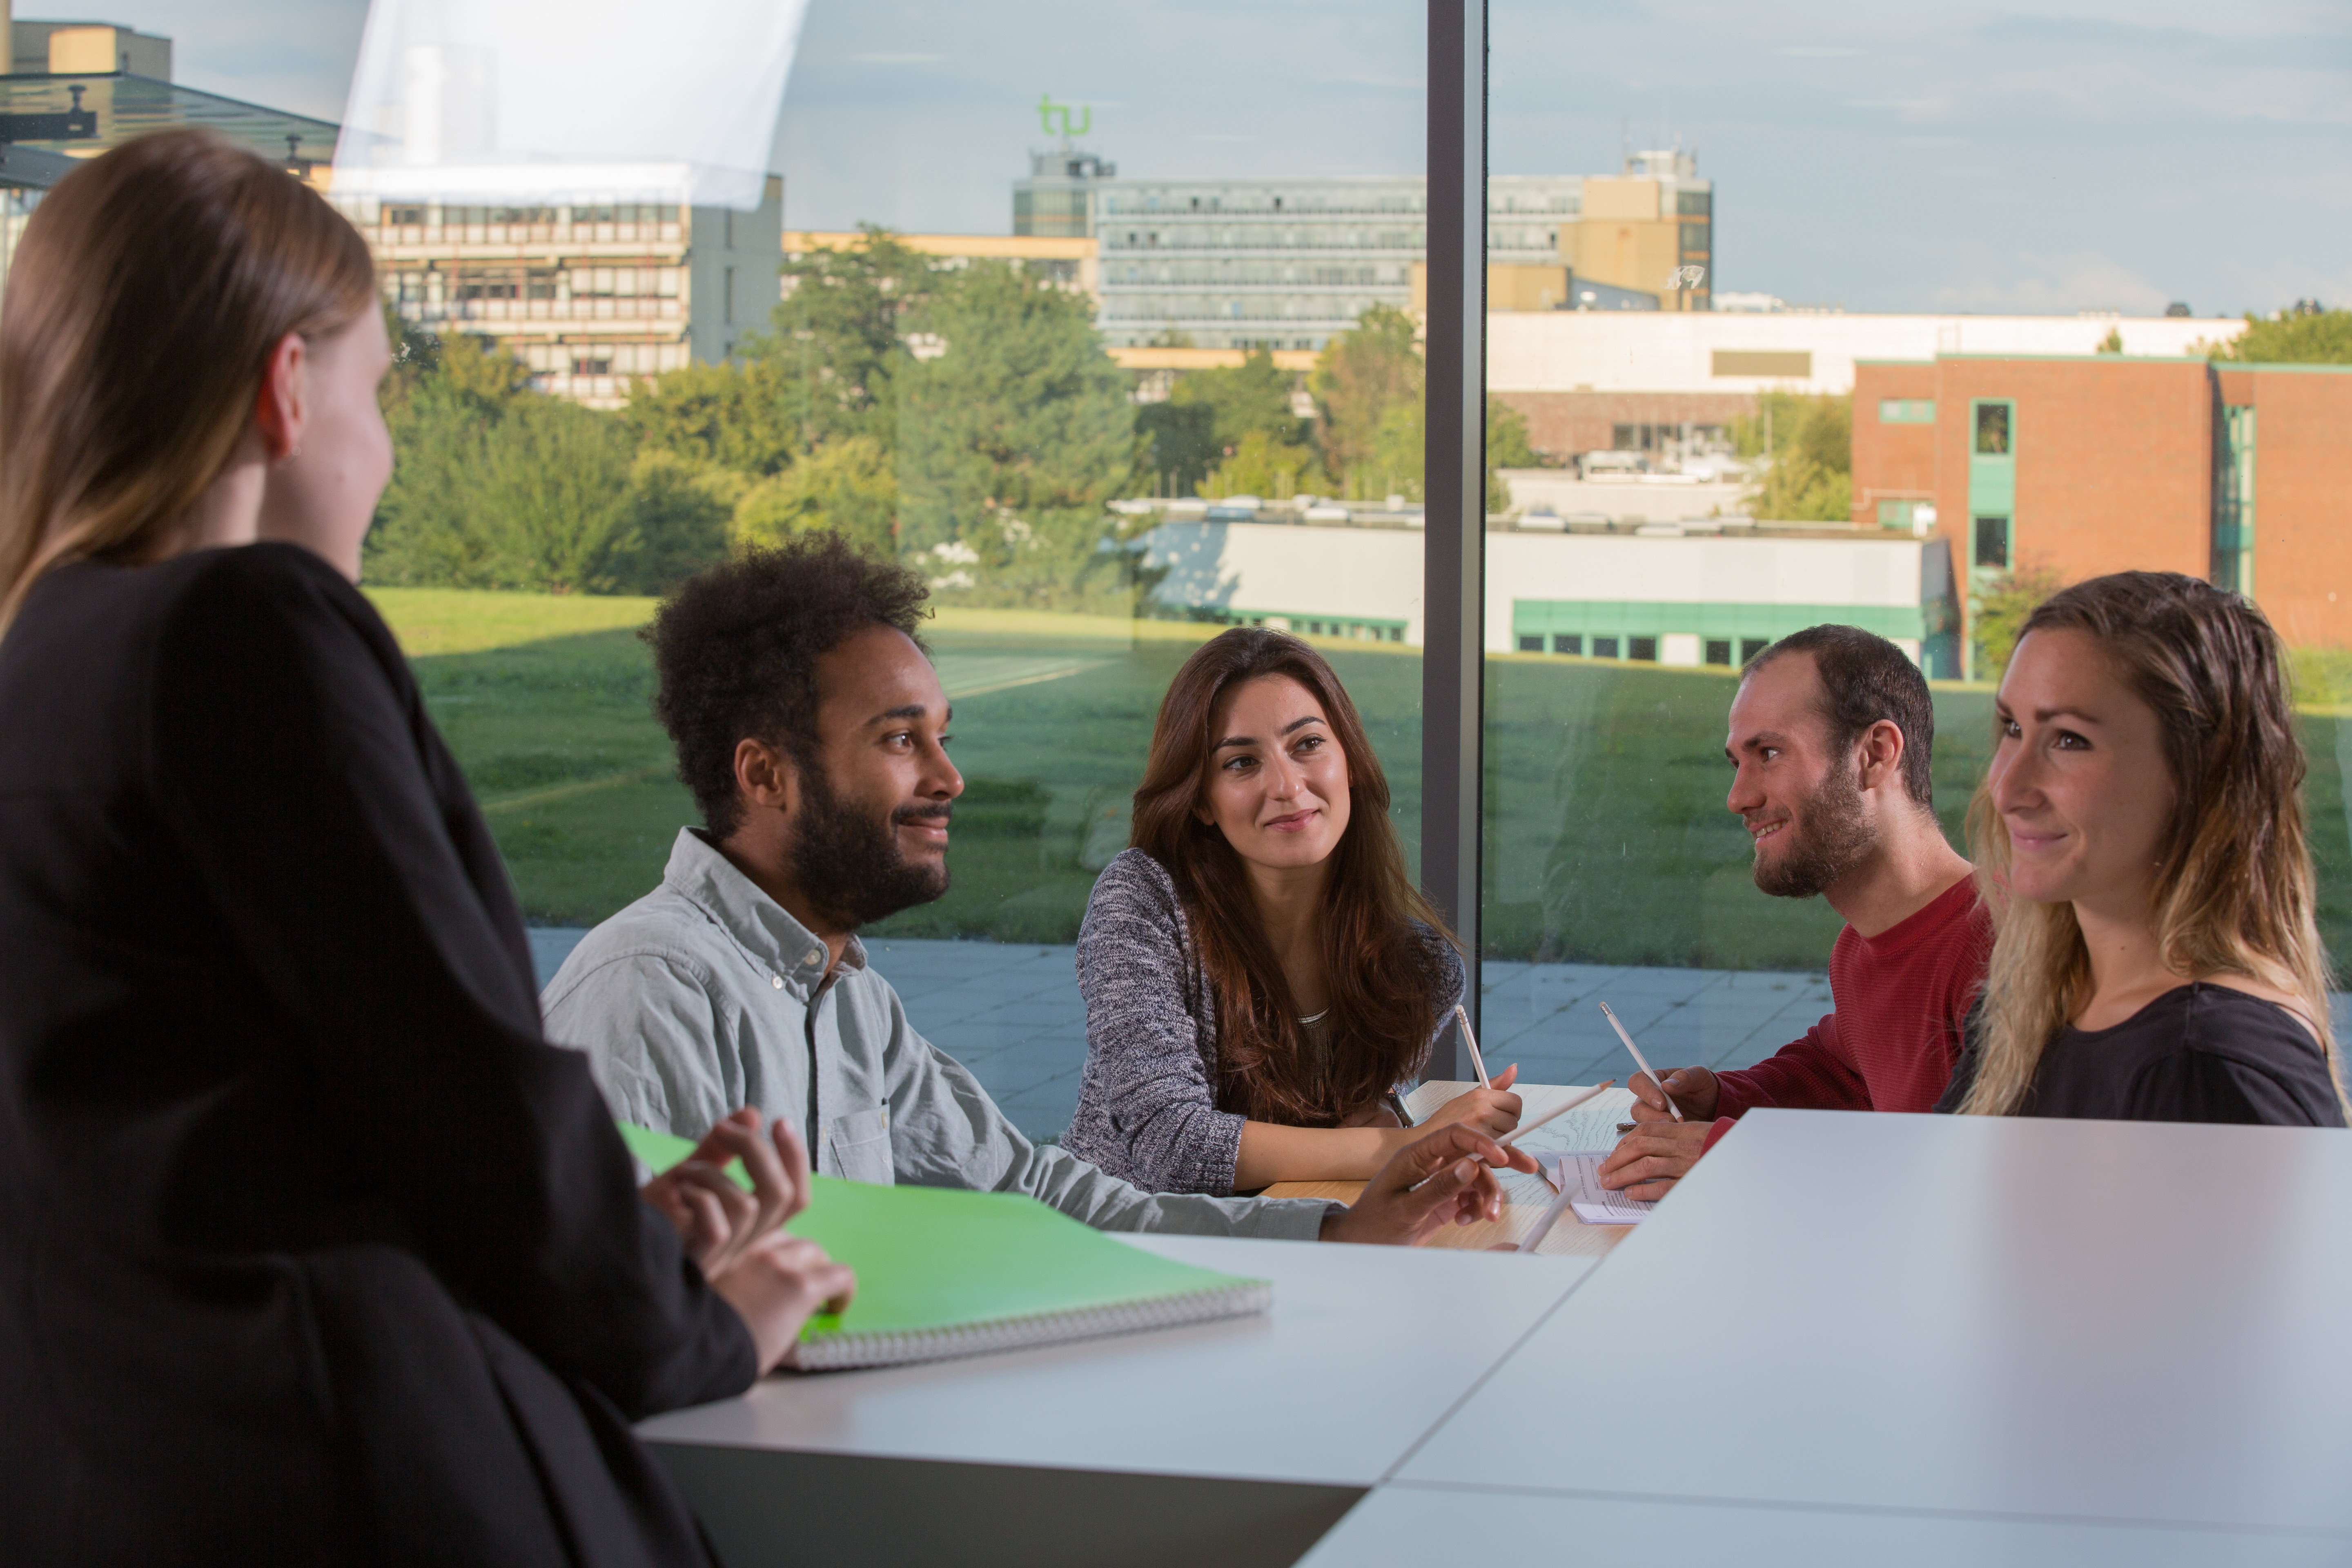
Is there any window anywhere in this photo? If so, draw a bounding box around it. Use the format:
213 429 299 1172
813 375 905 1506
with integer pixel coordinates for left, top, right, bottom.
1974 515 2011 569
1739 638 1768 665
1518 634 1544 652
1704 639 1732 666
1878 399 1935 424
1974 401 2011 455
1628 636 1658 662
1554 633 1583 656
1877 498 1930 528
1592 636 1620 659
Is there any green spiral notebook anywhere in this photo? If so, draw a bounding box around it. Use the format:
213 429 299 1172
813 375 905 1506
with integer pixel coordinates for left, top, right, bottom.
620 1123 1273 1372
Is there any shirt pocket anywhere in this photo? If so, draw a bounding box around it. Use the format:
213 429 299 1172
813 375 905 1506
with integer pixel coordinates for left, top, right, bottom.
826 1105 895 1185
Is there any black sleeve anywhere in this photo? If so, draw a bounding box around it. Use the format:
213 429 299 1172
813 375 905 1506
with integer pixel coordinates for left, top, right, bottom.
150 549 753 1417
2126 1046 2345 1127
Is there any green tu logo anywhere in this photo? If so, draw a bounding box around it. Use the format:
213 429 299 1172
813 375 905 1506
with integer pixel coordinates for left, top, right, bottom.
1037 94 1092 138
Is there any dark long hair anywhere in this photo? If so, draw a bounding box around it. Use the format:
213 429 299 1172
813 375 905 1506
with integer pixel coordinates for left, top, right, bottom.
0 130 376 632
1131 628 1457 1125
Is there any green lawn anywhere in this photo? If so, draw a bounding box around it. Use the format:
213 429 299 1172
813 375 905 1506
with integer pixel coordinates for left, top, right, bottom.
372 589 2352 970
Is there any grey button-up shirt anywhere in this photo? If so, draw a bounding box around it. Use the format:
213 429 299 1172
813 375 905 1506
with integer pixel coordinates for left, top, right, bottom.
542 829 1329 1239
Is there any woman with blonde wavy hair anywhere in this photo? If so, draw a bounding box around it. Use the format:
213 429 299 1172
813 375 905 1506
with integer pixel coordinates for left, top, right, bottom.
1940 570 2348 1125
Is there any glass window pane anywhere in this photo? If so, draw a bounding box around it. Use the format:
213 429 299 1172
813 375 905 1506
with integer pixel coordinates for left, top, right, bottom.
1484 0 2351 1105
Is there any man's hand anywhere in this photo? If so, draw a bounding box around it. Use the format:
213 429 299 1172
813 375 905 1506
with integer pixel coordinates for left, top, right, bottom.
641 1107 808 1277
1595 1120 1713 1200
1415 1063 1524 1142
1630 1064 1719 1122
1321 1122 1541 1245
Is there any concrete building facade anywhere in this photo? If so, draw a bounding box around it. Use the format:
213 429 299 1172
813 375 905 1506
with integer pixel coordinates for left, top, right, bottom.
1492 310 2242 464
350 181 784 409
1137 509 1954 668
1850 354 2352 659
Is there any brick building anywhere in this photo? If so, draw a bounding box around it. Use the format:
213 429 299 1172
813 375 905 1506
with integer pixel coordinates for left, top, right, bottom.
1852 355 2352 666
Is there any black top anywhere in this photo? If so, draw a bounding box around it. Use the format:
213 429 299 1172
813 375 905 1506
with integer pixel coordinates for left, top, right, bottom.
0 545 752 1565
1937 982 2346 1126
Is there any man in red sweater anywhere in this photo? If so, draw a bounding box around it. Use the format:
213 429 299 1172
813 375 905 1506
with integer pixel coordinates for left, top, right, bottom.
1598 624 1991 1200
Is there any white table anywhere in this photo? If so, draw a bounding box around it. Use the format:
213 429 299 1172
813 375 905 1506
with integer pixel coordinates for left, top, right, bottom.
640 1234 1596 1568
1306 1109 2352 1564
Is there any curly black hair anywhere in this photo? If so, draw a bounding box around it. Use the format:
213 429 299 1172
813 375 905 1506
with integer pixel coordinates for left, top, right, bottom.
645 537 931 837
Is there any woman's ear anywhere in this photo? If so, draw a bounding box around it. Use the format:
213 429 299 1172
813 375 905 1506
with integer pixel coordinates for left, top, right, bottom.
251 331 308 464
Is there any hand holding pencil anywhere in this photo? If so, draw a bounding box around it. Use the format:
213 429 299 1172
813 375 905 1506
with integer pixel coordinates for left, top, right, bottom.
1628 1063 1722 1123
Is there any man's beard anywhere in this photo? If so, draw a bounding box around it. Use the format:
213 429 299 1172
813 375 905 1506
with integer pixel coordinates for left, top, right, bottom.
1753 761 1875 899
788 764 952 929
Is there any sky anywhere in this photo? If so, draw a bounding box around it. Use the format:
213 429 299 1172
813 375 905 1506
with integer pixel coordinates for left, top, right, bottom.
109 0 2352 317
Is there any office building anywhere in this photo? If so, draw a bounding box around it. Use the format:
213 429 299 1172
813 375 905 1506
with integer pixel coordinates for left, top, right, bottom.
1490 309 2237 464
351 184 784 408
784 229 1098 302
1853 353 2352 659
1135 503 1953 668
1012 145 1116 240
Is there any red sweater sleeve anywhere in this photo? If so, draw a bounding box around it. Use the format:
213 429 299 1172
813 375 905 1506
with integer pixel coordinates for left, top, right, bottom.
1711 1011 1873 1118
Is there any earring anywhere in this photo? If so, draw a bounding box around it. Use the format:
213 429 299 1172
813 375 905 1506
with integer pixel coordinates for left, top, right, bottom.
277 445 301 467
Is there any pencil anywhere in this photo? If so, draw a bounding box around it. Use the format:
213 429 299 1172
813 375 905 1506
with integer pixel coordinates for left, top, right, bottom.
1517 1180 1579 1254
1496 1079 1617 1148
1453 1003 1491 1090
1598 1002 1684 1123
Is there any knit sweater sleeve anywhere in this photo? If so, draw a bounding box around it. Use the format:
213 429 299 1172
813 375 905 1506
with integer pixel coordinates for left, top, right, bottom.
1062 850 1249 1195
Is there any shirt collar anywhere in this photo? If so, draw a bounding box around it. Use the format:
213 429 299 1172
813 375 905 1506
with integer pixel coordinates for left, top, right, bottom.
661 827 869 989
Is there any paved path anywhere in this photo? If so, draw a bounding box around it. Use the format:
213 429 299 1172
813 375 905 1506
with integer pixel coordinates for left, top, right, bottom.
532 928 2352 1141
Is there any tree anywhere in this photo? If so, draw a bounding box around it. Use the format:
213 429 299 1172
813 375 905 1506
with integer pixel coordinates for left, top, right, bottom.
2096 326 2124 354
2209 303 2352 365
624 358 798 477
733 436 898 557
1141 350 1312 497
1735 391 1852 522
1314 304 1423 499
753 225 941 454
1202 430 1329 501
894 261 1139 608
1970 562 2067 681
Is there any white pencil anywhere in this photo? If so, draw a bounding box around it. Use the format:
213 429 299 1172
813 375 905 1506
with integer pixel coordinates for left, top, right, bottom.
1453 1003 1491 1089
1496 1079 1617 1149
1598 1002 1683 1122
1516 1179 1579 1253
1401 1079 1616 1192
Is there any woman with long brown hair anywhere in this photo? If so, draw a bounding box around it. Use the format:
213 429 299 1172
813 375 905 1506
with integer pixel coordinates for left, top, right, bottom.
1064 628 1523 1193
0 131 849 1564
1940 571 2348 1125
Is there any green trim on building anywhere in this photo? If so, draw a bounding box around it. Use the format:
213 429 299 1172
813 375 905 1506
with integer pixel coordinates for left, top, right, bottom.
1215 608 1407 643
1967 398 2016 571
2214 405 2256 596
1512 600 1928 646
1877 398 1936 424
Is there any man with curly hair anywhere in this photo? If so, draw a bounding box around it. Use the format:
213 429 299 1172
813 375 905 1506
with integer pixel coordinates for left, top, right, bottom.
543 535 1532 1244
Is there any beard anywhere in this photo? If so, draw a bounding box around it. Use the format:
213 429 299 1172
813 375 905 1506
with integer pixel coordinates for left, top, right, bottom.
788 764 952 929
1752 760 1875 900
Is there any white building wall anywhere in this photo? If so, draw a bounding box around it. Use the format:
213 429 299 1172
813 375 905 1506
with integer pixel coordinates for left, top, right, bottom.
1488 311 2241 397
1139 521 1937 653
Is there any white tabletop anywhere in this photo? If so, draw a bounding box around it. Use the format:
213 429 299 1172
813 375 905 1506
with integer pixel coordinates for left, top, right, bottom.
641 1232 1596 1488
1389 1109 2352 1538
1296 1483 2351 1568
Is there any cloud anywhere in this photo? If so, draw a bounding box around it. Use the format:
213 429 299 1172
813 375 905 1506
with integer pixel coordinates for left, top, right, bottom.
847 53 945 64
1772 46 1862 58
1929 252 2175 315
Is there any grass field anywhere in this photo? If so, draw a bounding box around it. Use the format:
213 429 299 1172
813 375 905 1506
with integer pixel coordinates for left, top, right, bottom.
369 587 2352 970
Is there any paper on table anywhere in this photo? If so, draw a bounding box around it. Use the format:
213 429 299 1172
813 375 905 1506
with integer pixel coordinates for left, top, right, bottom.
1547 1152 1658 1225
1508 1086 1637 1157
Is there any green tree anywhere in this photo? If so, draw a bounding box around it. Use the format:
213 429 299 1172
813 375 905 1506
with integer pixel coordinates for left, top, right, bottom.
2096 326 2124 354
894 261 1139 608
2209 304 2352 365
1735 391 1853 522
1314 304 1423 499
1970 562 2067 681
1488 397 1539 470
1202 430 1330 501
621 449 737 592
1134 401 1216 496
733 435 898 557
755 226 940 454
1140 350 1312 497
624 358 799 477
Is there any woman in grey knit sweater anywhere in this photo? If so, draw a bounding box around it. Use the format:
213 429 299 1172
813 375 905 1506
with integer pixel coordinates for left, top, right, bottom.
1063 630 1524 1195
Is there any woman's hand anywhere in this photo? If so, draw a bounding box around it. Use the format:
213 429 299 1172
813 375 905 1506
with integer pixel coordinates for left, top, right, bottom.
1320 1122 1542 1245
1415 1063 1523 1141
641 1107 809 1277
707 1229 857 1375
